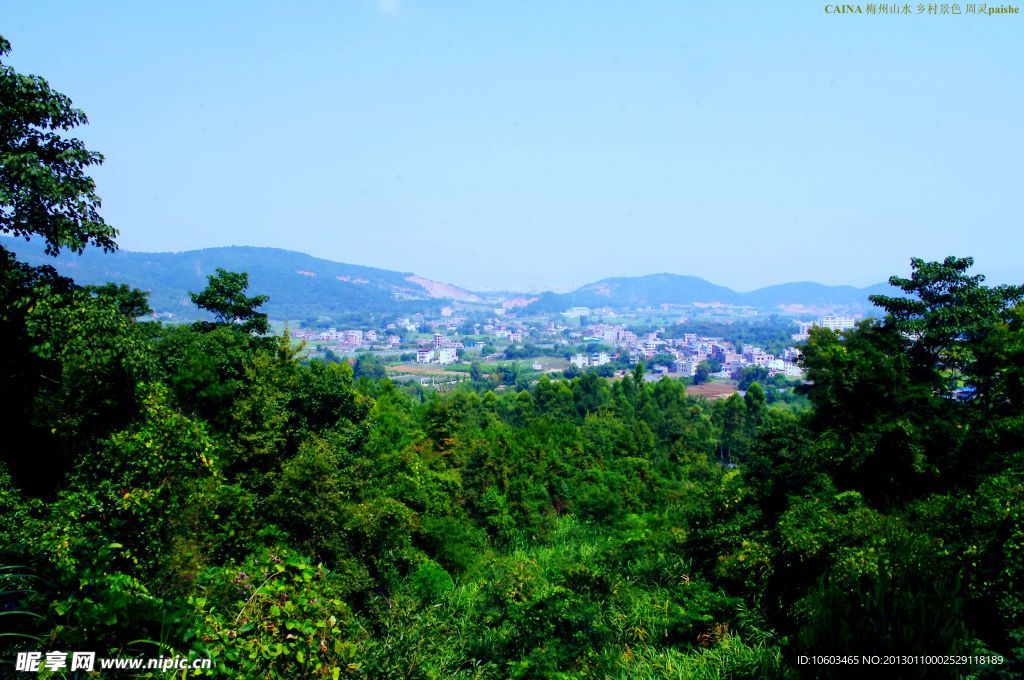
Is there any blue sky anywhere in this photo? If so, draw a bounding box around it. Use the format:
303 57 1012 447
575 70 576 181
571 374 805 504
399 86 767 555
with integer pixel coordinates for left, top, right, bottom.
4 2 1021 292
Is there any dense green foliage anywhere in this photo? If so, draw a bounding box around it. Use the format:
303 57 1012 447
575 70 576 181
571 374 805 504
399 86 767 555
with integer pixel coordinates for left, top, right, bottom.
2 36 1023 679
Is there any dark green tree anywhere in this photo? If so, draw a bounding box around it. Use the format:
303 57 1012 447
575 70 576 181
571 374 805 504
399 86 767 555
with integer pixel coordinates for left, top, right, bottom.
0 36 117 255
632 361 645 386
744 381 767 434
190 268 270 335
738 365 770 391
693 361 711 385
0 37 132 495
869 255 1024 377
713 393 747 461
353 352 387 381
84 282 153 318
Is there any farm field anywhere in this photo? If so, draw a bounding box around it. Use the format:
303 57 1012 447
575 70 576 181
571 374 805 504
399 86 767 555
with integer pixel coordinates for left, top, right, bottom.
686 381 738 400
384 363 455 377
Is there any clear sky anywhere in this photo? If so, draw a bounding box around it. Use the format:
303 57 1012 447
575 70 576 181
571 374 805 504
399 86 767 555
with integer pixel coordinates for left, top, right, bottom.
4 2 1022 292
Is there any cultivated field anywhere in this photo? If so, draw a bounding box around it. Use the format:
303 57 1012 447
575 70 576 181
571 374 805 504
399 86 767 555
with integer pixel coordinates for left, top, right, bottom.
385 363 456 377
686 382 738 400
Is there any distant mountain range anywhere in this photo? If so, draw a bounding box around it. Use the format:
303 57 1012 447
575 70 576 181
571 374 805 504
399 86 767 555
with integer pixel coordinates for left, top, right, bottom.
523 274 895 315
2 238 896 320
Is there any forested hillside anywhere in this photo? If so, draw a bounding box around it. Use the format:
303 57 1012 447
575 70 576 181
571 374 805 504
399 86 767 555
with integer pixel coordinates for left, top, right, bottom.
1 238 462 322
2 35 1023 679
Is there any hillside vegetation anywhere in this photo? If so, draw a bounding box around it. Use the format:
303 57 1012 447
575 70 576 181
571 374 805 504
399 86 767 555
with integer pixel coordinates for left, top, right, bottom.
2 239 448 321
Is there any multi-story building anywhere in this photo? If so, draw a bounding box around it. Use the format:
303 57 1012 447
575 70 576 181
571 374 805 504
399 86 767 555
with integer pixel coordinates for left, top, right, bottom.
820 315 856 332
792 315 857 341
673 359 698 376
561 307 591 318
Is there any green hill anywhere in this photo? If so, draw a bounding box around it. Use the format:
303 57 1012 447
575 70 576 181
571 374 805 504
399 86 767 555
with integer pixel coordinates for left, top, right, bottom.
2 239 478 322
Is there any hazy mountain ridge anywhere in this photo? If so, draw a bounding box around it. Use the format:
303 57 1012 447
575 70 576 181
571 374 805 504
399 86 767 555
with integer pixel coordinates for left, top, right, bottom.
526 273 894 314
3 238 894 319
2 240 446 320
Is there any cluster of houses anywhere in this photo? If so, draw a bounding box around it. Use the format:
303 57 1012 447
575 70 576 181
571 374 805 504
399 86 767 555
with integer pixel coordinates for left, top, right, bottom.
570 352 611 368
583 323 641 348
670 336 804 379
659 334 803 380
579 323 805 379
292 327 394 347
294 307 830 381
416 333 463 365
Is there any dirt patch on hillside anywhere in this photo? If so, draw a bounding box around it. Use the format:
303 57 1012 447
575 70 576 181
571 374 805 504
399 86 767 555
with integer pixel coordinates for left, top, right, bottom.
686 383 738 400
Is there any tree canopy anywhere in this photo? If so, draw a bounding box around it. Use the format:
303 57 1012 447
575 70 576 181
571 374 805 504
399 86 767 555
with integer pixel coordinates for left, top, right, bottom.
190 267 270 334
0 36 117 255
870 255 1024 375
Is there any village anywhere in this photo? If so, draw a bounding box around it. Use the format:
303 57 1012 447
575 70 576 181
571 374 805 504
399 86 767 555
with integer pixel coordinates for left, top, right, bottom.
288 306 861 388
